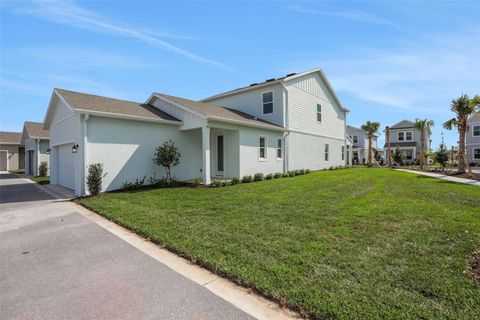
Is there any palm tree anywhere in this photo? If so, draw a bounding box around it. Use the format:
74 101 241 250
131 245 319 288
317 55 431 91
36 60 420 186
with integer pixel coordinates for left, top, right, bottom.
443 94 480 173
413 118 434 170
361 121 381 167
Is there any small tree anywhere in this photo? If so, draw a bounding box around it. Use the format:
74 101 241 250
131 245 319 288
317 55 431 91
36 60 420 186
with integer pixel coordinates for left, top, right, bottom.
38 161 48 177
87 163 104 195
153 140 181 183
393 148 403 165
360 121 381 167
435 143 449 167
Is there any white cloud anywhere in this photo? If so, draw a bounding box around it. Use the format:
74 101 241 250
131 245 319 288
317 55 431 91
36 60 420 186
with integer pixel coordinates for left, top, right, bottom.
288 5 400 28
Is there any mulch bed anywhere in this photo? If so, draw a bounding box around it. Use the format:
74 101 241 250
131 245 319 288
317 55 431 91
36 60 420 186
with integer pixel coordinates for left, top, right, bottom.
468 251 480 286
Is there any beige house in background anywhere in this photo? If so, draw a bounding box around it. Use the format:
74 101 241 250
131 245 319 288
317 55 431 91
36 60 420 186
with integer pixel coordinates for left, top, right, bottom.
21 122 50 176
0 132 24 171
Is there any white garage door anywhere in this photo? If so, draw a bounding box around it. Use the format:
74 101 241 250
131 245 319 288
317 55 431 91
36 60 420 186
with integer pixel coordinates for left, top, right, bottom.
57 144 75 190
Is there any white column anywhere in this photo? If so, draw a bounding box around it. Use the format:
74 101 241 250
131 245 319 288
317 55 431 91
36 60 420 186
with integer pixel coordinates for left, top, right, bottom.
202 126 211 185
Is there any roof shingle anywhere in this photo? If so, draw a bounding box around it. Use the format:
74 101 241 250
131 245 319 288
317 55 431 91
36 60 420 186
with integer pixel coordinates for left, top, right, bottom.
0 132 22 144
24 121 49 139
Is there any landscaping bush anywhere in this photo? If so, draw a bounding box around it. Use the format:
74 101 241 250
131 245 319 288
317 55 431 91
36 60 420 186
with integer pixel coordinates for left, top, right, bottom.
274 172 282 179
210 179 222 188
265 173 273 180
253 173 264 181
288 170 296 177
193 176 202 186
86 163 104 195
38 161 48 177
122 176 146 191
153 140 180 183
305 169 311 174
221 181 229 187
231 177 241 185
282 172 289 178
242 175 253 183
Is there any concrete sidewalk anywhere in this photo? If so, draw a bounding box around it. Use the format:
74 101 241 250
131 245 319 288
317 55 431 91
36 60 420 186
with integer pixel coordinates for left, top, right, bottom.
0 173 294 319
395 169 480 186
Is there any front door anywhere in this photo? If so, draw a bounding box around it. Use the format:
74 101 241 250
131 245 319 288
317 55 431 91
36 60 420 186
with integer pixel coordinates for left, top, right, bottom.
216 134 224 176
28 150 34 175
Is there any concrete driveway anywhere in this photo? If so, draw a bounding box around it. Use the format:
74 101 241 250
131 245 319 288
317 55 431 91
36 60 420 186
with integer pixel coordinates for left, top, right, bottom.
0 174 252 320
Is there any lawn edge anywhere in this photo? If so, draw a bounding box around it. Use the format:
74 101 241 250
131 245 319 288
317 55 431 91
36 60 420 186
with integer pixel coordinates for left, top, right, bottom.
75 200 305 319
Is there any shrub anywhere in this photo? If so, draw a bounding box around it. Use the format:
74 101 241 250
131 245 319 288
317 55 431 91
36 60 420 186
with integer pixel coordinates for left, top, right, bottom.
288 171 296 177
86 163 104 195
329 166 335 170
221 181 229 187
305 169 311 174
193 176 202 186
210 179 222 187
282 172 289 178
231 176 241 185
242 175 253 183
265 173 273 180
435 143 449 167
273 172 282 179
254 173 264 182
153 140 181 183
38 161 48 177
122 176 146 191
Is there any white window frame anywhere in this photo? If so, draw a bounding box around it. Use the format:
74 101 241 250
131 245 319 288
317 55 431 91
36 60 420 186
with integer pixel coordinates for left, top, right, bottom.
473 148 480 161
342 145 345 161
405 131 413 141
397 131 405 141
325 143 329 162
261 91 274 115
276 138 283 160
352 135 358 144
259 136 267 161
472 124 480 137
316 103 322 123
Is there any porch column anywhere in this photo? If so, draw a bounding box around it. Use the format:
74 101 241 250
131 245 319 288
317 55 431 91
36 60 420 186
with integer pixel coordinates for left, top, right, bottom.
202 126 211 185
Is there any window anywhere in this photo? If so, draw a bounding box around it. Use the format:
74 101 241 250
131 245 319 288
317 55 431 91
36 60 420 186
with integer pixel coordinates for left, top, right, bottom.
406 131 413 141
325 144 329 162
398 132 405 141
262 92 273 114
277 138 282 159
474 148 480 160
316 104 322 122
342 146 345 161
405 150 413 160
259 136 267 160
473 125 480 137
352 135 358 143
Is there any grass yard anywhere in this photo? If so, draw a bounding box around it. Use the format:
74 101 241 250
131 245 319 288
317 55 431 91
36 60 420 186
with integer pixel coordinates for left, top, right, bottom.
31 176 49 184
78 168 480 319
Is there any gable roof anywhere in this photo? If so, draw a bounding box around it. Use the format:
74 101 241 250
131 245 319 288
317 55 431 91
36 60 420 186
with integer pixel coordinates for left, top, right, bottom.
43 89 180 128
201 68 349 113
23 121 49 140
347 125 379 137
152 93 284 131
0 132 22 145
389 119 415 129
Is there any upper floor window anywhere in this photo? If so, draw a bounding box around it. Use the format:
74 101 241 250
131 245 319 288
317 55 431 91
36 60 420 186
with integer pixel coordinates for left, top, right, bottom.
398 131 413 141
317 104 322 122
398 132 404 141
352 135 358 143
259 136 267 160
262 92 273 114
325 143 329 162
406 132 413 141
277 138 282 159
473 125 480 137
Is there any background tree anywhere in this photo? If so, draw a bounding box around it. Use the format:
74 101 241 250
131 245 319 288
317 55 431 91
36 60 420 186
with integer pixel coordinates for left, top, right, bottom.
393 148 403 165
361 121 381 167
435 143 449 167
153 140 181 183
443 94 480 173
413 118 434 170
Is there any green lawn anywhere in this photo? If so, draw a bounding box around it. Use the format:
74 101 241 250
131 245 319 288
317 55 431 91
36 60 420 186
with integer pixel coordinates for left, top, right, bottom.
78 168 480 319
8 169 24 174
31 176 49 184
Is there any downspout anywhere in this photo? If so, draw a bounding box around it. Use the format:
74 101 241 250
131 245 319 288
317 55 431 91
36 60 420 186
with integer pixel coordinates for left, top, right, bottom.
83 114 89 195
281 83 290 173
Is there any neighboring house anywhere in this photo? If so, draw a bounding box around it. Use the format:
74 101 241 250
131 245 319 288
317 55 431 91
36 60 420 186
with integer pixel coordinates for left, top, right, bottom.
466 113 480 164
384 120 431 164
43 68 350 196
21 122 50 176
347 125 378 164
0 132 24 171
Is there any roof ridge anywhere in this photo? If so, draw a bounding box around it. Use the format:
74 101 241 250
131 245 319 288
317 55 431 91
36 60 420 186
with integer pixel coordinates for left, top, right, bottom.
56 88 142 105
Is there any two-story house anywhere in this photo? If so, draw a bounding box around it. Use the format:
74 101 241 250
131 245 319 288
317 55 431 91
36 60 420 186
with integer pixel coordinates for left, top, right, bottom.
347 125 378 164
42 68 350 196
384 119 431 164
466 113 480 164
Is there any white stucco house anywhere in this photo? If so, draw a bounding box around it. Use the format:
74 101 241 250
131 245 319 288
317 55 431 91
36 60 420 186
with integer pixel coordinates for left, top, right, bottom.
43 68 351 196
21 122 50 176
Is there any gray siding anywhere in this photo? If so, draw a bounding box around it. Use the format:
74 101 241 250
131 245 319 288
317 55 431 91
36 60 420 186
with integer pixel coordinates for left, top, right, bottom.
467 116 480 163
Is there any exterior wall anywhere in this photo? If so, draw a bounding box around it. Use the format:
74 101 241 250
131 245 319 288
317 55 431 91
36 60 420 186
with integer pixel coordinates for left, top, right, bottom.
0 144 22 171
210 128 239 179
287 132 345 170
86 116 201 192
205 83 285 127
467 117 480 163
285 72 346 139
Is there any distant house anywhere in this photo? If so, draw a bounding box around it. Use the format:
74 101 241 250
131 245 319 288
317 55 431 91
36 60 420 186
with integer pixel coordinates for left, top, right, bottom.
384 120 431 164
466 113 480 164
21 122 50 176
43 68 351 196
347 125 378 164
0 132 24 171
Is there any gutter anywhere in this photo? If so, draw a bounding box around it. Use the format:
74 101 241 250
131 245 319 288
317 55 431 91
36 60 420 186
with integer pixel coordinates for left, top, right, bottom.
73 109 182 126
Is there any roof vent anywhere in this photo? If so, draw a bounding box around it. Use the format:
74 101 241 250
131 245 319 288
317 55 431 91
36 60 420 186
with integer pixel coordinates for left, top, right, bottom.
249 83 258 87
286 72 297 77
265 78 276 82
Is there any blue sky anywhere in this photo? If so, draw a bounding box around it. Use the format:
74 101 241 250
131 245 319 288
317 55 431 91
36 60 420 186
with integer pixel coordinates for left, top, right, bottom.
1 0 479 148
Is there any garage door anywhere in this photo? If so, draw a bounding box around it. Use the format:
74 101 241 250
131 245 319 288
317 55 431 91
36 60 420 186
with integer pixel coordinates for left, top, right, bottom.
0 151 7 171
57 144 75 190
